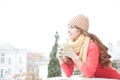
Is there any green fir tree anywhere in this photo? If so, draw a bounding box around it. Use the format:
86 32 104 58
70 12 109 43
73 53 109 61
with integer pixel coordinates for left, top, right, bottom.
47 32 62 78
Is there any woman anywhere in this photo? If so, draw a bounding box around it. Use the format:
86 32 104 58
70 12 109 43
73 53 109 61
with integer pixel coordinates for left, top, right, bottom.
57 14 120 79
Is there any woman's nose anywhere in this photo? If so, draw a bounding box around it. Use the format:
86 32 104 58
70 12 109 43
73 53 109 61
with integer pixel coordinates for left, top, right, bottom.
68 29 70 34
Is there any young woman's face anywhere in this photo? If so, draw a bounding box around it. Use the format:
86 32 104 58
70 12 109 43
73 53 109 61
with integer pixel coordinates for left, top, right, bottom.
68 25 81 41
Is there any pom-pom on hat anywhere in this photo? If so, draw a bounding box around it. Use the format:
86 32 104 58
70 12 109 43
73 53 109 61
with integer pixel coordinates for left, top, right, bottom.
68 14 89 31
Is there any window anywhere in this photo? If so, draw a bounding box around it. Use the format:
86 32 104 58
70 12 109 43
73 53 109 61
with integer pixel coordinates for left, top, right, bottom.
8 58 11 64
0 69 3 78
1 54 5 63
19 57 22 64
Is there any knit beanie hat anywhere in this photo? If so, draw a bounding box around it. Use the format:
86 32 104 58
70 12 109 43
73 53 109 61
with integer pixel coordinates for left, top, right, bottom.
68 14 89 31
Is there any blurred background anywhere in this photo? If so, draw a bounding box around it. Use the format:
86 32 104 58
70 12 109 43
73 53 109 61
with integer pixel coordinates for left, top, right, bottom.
0 0 120 53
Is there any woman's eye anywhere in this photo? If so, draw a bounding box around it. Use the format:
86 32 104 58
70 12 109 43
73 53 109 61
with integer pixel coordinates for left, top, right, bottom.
68 25 76 29
70 26 76 29
71 26 75 29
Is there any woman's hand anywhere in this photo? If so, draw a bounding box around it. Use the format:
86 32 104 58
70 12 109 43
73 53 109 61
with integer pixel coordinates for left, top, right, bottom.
56 46 65 64
57 43 69 60
56 47 63 61
63 47 79 61
57 43 79 62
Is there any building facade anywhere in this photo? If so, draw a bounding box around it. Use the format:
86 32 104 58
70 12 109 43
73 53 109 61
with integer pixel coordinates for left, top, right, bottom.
0 43 28 79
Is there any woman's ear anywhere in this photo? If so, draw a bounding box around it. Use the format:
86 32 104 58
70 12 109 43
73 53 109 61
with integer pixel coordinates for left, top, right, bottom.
77 29 82 35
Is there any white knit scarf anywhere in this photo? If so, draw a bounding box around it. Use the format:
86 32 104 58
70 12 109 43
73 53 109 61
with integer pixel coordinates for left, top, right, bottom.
68 34 90 63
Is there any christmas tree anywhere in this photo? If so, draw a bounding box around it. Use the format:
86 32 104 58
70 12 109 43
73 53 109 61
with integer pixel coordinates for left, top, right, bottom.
47 32 62 78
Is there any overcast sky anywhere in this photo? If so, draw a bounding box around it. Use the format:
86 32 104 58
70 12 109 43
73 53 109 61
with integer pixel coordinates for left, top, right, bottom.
0 0 120 54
